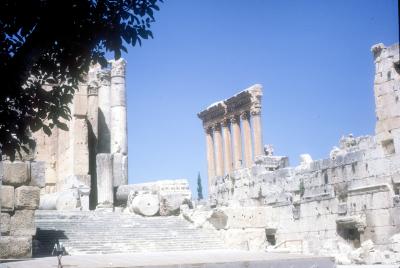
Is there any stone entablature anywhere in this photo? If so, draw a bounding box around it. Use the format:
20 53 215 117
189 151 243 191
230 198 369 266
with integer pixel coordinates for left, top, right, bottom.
198 85 263 190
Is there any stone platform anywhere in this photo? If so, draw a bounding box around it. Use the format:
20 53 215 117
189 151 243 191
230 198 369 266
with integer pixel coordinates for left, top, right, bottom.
2 250 335 268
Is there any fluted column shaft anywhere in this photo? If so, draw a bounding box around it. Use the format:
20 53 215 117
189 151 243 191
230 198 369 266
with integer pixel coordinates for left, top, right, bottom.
241 111 253 168
205 127 216 189
251 110 263 157
213 123 224 177
222 119 233 174
231 116 243 169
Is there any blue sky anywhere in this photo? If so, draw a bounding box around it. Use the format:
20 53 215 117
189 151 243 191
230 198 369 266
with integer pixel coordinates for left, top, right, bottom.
122 0 398 197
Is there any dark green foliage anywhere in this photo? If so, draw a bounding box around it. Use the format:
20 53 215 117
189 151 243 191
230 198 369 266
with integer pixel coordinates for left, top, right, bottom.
0 0 161 160
197 172 203 201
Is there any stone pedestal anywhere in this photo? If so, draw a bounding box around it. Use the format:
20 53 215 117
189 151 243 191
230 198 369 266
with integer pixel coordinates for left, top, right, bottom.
96 154 114 208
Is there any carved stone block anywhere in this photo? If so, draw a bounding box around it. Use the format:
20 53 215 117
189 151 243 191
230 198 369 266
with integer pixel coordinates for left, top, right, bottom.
29 161 46 188
15 186 40 210
0 236 32 258
1 185 14 212
1 213 10 235
10 210 36 236
2 161 29 186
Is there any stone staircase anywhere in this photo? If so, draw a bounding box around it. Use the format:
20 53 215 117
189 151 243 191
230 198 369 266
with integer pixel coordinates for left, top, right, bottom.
34 210 226 256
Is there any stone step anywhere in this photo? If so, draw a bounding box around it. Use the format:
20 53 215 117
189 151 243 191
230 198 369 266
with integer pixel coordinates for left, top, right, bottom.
34 210 226 256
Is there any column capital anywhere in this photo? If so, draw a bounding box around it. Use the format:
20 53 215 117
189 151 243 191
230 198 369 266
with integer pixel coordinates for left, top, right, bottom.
221 118 230 128
230 115 240 124
250 107 261 116
87 81 99 96
204 126 213 134
110 58 126 77
97 71 111 85
212 123 222 132
240 111 250 120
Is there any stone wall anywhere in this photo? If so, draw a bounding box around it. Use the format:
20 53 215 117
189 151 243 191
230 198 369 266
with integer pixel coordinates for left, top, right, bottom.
193 43 400 264
0 160 44 258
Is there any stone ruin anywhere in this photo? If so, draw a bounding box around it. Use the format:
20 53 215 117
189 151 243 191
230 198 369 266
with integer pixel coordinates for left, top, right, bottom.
0 43 398 264
33 59 129 211
194 43 400 264
0 58 193 258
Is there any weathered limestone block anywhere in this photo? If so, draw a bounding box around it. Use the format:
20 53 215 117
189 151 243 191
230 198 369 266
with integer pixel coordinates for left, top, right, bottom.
159 194 191 216
1 185 14 212
10 210 36 236
218 207 272 229
129 193 159 216
1 213 10 235
29 161 46 188
15 186 40 210
3 161 29 186
113 153 128 187
0 236 32 258
221 228 266 251
388 233 400 253
56 189 80 211
96 153 114 208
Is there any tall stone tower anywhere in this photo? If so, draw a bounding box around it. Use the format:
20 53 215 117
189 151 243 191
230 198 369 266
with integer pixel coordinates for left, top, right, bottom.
371 43 400 154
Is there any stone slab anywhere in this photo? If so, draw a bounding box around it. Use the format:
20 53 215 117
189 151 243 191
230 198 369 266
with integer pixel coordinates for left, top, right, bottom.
0 236 32 258
10 210 36 237
29 161 46 188
14 186 40 210
2 162 29 187
0 186 14 212
2 250 335 268
0 213 10 235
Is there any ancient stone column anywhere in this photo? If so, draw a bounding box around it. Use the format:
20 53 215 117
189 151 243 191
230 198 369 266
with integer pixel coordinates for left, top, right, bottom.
241 111 253 168
97 71 111 153
222 119 233 174
110 59 128 155
251 108 263 157
110 59 128 187
231 115 243 169
205 127 216 189
71 84 90 177
96 154 114 208
87 81 99 144
213 123 224 177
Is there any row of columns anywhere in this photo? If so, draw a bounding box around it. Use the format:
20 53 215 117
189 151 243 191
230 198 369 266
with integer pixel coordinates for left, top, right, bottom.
204 109 263 183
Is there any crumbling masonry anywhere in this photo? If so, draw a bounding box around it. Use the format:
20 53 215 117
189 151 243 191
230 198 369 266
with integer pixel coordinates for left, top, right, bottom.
196 43 400 264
